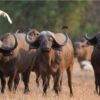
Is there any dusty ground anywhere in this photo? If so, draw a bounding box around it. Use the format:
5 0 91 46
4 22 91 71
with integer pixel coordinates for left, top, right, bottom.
0 59 100 100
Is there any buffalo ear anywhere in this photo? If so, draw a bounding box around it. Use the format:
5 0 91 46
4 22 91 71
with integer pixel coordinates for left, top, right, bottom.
30 39 40 49
85 34 97 45
52 33 67 50
52 41 62 50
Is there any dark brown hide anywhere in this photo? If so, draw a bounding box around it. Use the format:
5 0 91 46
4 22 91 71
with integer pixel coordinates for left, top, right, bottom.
26 31 74 96
0 31 38 93
85 33 100 95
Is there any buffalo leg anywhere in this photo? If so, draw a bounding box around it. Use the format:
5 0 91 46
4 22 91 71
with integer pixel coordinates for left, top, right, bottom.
95 78 98 94
94 72 99 94
99 85 100 95
67 67 73 97
8 70 17 92
53 71 61 95
53 74 59 94
94 73 98 94
42 75 45 87
94 72 98 94
14 74 20 90
42 74 50 95
1 76 6 93
97 74 100 95
22 69 31 93
36 72 40 87
59 73 63 92
8 75 13 91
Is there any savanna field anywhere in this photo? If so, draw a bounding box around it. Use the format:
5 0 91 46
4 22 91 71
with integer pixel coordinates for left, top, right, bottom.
1 1 100 100
0 58 99 100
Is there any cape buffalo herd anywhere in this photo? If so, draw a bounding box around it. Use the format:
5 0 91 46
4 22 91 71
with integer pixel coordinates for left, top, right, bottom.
0 27 75 96
0 29 100 97
0 10 100 97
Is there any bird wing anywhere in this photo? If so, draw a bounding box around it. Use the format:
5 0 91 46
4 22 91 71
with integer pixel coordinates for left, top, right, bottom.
0 10 12 24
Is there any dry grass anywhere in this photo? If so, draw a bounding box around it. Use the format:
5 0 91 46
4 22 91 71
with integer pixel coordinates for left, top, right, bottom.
0 58 100 100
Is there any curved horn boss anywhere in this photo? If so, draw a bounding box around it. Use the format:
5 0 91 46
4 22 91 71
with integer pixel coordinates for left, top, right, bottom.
85 34 97 45
25 29 39 44
0 33 18 53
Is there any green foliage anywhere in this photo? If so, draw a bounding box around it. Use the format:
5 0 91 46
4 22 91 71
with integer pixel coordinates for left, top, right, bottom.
0 0 99 40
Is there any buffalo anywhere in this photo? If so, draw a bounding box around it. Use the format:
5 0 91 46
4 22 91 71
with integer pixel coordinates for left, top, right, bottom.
75 39 93 69
85 33 100 95
26 29 74 96
0 33 18 93
0 29 39 93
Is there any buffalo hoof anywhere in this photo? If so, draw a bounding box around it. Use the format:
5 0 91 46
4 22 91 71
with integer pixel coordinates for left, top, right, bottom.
8 88 12 92
36 83 39 87
42 92 47 96
59 87 62 92
14 84 18 91
94 90 97 94
54 87 59 95
43 87 48 96
94 90 100 96
94 90 99 95
55 90 59 96
70 93 73 97
24 88 30 94
1 89 4 94
36 80 39 87
8 85 12 92
97 91 100 96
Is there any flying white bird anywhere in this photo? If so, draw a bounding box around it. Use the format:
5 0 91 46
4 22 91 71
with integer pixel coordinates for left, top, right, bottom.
0 10 12 24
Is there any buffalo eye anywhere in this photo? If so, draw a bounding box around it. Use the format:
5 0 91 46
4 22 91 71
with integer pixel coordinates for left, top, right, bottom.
35 33 39 36
48 36 53 42
82 45 85 48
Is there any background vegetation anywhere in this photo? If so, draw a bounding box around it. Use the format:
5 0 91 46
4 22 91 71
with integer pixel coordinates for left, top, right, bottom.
0 0 99 41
